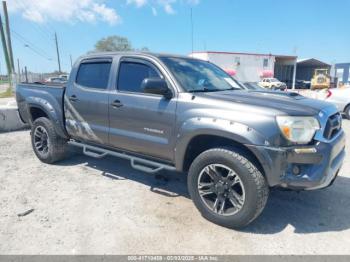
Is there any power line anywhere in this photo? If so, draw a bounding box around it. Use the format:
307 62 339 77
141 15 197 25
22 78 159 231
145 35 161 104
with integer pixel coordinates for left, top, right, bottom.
30 0 57 34
11 31 51 59
11 31 52 61
14 0 54 41
29 21 54 42
11 0 70 71
10 28 52 58
25 44 52 61
16 0 53 34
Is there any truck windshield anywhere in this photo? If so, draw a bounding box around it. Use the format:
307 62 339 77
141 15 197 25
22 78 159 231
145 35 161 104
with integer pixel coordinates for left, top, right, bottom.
160 57 243 92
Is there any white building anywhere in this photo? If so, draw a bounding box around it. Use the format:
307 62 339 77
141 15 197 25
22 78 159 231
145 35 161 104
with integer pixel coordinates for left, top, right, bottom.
190 51 297 88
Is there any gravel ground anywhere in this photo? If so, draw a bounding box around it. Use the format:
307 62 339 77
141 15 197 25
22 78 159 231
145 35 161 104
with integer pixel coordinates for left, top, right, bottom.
0 120 349 255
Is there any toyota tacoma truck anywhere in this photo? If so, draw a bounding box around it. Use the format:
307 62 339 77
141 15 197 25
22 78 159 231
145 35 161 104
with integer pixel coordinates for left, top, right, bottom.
16 52 346 228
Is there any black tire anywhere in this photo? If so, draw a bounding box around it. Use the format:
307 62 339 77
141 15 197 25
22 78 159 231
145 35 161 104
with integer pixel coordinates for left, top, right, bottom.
345 105 350 120
31 117 68 164
188 148 269 229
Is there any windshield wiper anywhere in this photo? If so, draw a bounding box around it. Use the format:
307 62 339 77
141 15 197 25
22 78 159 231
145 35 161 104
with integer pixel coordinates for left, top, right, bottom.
188 87 237 93
188 89 208 93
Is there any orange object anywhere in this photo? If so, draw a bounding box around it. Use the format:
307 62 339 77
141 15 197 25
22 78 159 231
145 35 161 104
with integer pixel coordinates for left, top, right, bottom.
282 126 291 138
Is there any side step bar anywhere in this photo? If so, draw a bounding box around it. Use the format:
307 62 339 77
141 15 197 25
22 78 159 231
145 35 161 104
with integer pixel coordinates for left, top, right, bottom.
68 140 176 174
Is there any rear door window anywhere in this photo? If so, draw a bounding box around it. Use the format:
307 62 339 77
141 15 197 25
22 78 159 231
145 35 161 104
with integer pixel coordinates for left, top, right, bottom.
76 61 112 89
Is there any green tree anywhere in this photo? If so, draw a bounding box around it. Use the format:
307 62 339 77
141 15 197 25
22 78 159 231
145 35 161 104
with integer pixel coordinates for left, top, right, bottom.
94 36 133 52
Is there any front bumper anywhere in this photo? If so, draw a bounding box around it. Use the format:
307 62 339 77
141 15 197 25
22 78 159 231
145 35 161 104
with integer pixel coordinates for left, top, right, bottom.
275 84 287 90
247 130 346 190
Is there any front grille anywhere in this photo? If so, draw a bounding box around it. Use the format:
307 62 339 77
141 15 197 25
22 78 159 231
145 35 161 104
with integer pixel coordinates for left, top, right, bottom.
317 77 325 84
324 112 342 140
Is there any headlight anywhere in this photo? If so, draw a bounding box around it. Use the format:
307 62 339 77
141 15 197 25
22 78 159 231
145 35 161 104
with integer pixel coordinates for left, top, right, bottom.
276 116 320 144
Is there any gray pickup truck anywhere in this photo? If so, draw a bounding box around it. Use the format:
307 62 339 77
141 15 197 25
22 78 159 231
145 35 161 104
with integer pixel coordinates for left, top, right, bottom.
16 52 346 228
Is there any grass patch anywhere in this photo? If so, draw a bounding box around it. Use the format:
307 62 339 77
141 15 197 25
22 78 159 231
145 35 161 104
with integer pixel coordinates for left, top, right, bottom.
0 87 13 98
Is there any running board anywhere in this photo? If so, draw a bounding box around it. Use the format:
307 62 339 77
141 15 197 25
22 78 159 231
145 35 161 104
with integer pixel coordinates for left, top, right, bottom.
68 140 176 174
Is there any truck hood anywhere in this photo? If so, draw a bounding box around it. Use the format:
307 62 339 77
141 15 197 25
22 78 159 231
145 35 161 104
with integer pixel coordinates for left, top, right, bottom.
196 90 334 116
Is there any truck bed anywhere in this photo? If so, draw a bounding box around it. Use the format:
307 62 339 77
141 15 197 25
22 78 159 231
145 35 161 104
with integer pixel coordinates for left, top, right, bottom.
16 83 66 129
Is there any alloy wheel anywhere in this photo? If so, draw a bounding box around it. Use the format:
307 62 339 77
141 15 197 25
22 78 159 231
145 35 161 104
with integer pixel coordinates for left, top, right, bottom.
33 126 50 157
197 164 245 216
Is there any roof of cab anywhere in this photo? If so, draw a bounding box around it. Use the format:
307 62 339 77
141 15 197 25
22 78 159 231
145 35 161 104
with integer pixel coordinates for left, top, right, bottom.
79 51 196 60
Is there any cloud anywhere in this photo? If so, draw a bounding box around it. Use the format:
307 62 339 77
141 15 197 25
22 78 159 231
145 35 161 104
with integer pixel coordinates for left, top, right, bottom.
92 3 120 24
163 3 175 14
151 7 158 16
158 0 176 14
7 0 121 25
184 0 200 5
127 0 148 8
126 0 199 15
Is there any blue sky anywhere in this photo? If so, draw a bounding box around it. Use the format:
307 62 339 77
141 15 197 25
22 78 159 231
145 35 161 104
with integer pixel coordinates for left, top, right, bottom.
4 0 350 73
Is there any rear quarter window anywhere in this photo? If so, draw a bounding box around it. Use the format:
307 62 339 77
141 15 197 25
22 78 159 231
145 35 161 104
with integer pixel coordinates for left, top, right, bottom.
76 62 112 89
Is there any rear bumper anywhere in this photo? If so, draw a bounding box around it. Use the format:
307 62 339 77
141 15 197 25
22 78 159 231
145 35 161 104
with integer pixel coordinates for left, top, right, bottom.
247 130 346 190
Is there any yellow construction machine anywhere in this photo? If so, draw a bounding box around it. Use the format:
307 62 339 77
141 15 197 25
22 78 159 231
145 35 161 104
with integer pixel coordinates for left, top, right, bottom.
311 69 330 89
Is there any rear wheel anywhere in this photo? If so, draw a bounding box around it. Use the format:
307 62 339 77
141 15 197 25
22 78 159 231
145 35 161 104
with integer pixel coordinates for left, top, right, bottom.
31 117 68 164
345 105 350 120
188 148 269 228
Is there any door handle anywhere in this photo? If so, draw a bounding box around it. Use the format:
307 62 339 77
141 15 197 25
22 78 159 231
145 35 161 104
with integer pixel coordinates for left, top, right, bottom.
69 95 79 102
111 100 123 108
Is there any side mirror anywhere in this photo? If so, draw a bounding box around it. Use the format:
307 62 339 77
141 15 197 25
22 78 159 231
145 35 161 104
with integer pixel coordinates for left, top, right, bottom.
142 78 172 99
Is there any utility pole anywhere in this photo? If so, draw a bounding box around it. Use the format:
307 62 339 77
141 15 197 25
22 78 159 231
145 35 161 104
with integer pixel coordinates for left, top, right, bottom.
292 61 297 90
54 32 61 73
17 58 20 82
24 66 28 83
0 14 10 77
190 8 194 54
70 54 73 68
3 1 14 72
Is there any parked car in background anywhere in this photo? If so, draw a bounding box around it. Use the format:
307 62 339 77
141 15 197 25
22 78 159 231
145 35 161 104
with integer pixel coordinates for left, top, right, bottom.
295 80 311 89
325 88 350 119
44 76 68 84
16 52 345 229
59 74 69 81
259 78 287 90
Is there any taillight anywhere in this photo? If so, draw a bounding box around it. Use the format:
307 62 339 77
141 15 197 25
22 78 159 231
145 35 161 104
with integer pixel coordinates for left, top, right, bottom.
326 90 332 98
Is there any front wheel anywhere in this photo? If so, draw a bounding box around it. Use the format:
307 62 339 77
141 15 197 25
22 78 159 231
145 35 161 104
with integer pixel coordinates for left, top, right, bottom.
188 148 269 228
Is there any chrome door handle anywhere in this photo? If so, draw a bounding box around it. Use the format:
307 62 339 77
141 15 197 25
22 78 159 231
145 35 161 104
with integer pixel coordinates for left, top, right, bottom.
69 95 79 102
111 100 123 108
